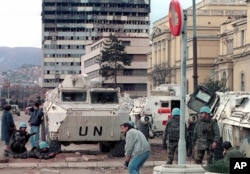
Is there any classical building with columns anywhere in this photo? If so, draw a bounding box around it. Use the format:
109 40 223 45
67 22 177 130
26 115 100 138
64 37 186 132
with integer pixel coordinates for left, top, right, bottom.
149 0 249 94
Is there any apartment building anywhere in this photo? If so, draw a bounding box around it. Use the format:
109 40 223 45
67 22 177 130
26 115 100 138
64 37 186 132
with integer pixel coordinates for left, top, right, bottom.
149 0 247 94
82 37 151 98
41 0 150 88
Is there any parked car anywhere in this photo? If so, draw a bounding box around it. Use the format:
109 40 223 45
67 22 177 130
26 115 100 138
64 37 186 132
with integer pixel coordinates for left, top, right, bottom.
11 104 21 116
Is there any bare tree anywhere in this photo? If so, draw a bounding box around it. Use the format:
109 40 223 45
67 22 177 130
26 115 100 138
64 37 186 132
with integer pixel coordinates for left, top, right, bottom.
148 63 171 86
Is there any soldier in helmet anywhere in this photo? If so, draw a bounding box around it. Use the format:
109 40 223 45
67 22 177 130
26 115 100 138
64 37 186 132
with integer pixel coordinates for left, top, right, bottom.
202 141 245 173
28 141 56 159
9 122 34 158
162 108 187 164
222 141 245 160
192 106 220 164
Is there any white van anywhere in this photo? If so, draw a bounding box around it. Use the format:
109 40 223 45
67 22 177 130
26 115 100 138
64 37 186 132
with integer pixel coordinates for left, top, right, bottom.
130 84 181 138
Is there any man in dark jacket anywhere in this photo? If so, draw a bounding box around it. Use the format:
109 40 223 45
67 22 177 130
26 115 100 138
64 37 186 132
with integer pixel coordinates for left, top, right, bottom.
28 102 44 148
1 104 16 156
162 108 187 164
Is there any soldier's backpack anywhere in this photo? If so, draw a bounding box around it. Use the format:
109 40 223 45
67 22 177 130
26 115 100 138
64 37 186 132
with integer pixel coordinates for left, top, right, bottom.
168 117 180 141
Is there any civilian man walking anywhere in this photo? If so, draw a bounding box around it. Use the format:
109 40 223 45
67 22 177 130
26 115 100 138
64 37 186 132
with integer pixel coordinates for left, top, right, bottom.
120 122 150 174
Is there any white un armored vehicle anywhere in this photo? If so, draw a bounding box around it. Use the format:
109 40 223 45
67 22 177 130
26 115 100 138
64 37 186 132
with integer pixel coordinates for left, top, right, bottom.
42 74 130 157
187 86 250 157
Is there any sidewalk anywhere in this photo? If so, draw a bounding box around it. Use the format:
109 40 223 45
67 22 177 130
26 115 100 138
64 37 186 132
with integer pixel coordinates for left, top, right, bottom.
0 160 166 169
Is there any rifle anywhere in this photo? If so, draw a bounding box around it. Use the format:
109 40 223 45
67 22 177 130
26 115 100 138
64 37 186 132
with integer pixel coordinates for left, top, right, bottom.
28 132 37 138
20 132 37 143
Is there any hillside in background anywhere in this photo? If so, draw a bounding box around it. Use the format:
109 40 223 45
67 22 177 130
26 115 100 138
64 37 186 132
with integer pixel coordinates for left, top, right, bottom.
0 47 41 73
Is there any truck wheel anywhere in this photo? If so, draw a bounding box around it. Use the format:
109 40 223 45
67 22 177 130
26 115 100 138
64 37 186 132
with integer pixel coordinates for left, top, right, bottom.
99 142 110 152
110 140 125 157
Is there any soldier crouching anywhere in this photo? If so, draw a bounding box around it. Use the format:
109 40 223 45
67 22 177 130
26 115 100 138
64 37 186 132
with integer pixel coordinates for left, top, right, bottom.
8 122 34 159
28 141 56 159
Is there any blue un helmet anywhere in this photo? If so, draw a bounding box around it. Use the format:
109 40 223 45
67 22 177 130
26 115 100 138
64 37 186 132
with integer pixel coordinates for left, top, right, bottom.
129 121 135 127
39 141 49 149
19 122 27 128
200 106 211 114
171 108 180 116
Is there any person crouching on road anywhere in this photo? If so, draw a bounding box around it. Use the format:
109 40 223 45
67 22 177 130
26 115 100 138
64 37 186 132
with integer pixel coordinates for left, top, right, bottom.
202 141 245 173
120 122 150 174
8 122 33 158
28 141 56 159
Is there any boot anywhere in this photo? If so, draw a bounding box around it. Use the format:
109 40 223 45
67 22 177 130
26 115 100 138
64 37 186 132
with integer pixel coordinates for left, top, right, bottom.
166 161 172 164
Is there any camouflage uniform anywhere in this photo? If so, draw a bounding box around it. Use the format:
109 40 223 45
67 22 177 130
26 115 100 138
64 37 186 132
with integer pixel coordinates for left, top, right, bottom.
203 146 245 173
192 118 220 164
163 108 186 165
223 147 245 160
8 130 30 158
28 144 56 159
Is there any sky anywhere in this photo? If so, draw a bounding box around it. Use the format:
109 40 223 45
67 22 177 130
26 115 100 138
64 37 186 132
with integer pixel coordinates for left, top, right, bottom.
0 0 201 48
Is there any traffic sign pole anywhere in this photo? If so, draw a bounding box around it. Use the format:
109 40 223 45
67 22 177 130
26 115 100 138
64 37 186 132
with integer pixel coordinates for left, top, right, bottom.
168 0 187 165
178 9 187 165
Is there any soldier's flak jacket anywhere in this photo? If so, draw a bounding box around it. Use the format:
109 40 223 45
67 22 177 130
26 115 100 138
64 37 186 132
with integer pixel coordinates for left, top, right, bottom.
193 118 220 151
9 130 29 154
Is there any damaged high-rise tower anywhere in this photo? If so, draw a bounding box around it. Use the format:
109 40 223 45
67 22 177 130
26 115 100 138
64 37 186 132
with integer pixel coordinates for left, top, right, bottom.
41 0 151 88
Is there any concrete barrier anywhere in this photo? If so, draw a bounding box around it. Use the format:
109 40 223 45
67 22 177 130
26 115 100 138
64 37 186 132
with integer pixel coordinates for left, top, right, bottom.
153 164 206 174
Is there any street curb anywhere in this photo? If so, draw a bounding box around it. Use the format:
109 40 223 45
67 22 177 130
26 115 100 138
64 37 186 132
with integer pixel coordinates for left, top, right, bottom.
0 161 166 169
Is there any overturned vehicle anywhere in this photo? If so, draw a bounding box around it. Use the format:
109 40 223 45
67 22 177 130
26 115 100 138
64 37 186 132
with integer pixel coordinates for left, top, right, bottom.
42 74 130 157
187 86 250 157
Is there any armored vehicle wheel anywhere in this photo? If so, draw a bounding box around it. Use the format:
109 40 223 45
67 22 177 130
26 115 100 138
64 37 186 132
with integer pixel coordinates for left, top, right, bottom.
110 140 125 157
99 142 110 152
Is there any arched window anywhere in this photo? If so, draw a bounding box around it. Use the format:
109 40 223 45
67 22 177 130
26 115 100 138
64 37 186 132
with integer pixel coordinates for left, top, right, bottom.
240 72 245 91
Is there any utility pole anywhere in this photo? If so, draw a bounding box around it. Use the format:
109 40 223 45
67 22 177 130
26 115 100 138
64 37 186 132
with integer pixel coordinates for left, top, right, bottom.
192 0 198 90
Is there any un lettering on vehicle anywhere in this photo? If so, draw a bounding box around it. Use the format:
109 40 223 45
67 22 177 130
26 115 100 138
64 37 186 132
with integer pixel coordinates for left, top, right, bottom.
79 126 102 136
